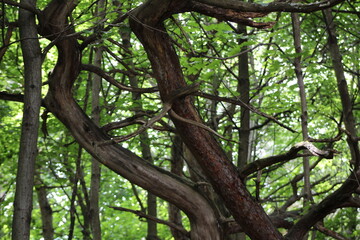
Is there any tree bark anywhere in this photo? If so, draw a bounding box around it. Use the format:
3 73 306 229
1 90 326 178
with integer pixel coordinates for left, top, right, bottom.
12 0 42 238
130 1 283 239
237 24 250 173
234 23 250 240
38 1 220 239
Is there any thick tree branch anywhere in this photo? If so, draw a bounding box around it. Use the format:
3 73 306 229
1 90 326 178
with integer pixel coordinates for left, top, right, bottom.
38 1 221 239
190 2 275 28
192 0 344 13
130 1 283 239
0 91 25 103
2 0 39 14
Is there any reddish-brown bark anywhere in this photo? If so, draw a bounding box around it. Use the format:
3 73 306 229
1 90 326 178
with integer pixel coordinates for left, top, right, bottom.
38 1 220 239
129 1 283 239
33 0 354 239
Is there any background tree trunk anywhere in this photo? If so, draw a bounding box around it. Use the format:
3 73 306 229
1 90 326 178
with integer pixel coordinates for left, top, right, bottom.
322 9 360 166
120 28 159 240
12 0 42 238
89 1 105 237
35 173 54 240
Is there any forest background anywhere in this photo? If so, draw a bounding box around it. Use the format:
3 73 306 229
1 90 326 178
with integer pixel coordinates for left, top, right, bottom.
0 0 359 239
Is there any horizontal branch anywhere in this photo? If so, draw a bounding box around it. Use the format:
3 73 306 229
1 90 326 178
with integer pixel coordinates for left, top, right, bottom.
0 91 25 103
192 0 344 13
109 205 189 236
2 0 40 14
240 141 336 177
191 2 274 28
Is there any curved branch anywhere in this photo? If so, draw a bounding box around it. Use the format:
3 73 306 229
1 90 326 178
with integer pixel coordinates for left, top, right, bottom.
38 1 220 239
129 0 283 239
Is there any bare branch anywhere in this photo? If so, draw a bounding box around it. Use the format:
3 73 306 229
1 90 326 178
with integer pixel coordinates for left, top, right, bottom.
240 141 336 177
196 91 297 133
81 64 158 93
192 0 345 14
109 205 189 236
315 222 350 240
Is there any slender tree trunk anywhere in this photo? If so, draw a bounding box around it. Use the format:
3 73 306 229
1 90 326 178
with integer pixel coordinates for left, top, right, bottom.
291 11 312 205
89 2 105 237
234 23 250 240
12 0 42 238
322 9 360 166
237 24 250 172
35 174 54 240
120 28 159 240
90 46 102 240
285 8 360 240
169 135 188 240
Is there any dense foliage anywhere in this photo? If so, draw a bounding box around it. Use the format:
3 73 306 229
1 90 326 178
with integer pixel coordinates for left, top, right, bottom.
0 0 359 239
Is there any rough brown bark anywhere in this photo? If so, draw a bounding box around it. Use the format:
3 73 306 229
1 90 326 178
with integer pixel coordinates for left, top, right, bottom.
129 1 283 239
192 0 344 13
237 24 250 171
38 1 220 239
12 0 42 238
235 23 250 240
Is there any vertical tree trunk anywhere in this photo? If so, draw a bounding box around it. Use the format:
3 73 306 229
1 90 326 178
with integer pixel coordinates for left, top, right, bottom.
120 28 159 240
234 23 250 240
35 174 54 240
169 135 188 240
90 46 102 240
89 2 105 238
12 0 42 238
291 11 312 205
322 9 360 166
237 24 250 172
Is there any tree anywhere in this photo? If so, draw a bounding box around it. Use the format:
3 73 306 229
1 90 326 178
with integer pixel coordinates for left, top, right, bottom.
0 0 359 239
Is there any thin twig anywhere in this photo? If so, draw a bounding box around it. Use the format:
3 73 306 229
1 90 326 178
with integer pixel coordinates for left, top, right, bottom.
109 205 189 236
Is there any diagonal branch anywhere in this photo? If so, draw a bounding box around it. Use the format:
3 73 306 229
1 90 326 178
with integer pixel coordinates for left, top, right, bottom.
196 91 297 133
109 205 189 236
81 64 158 93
